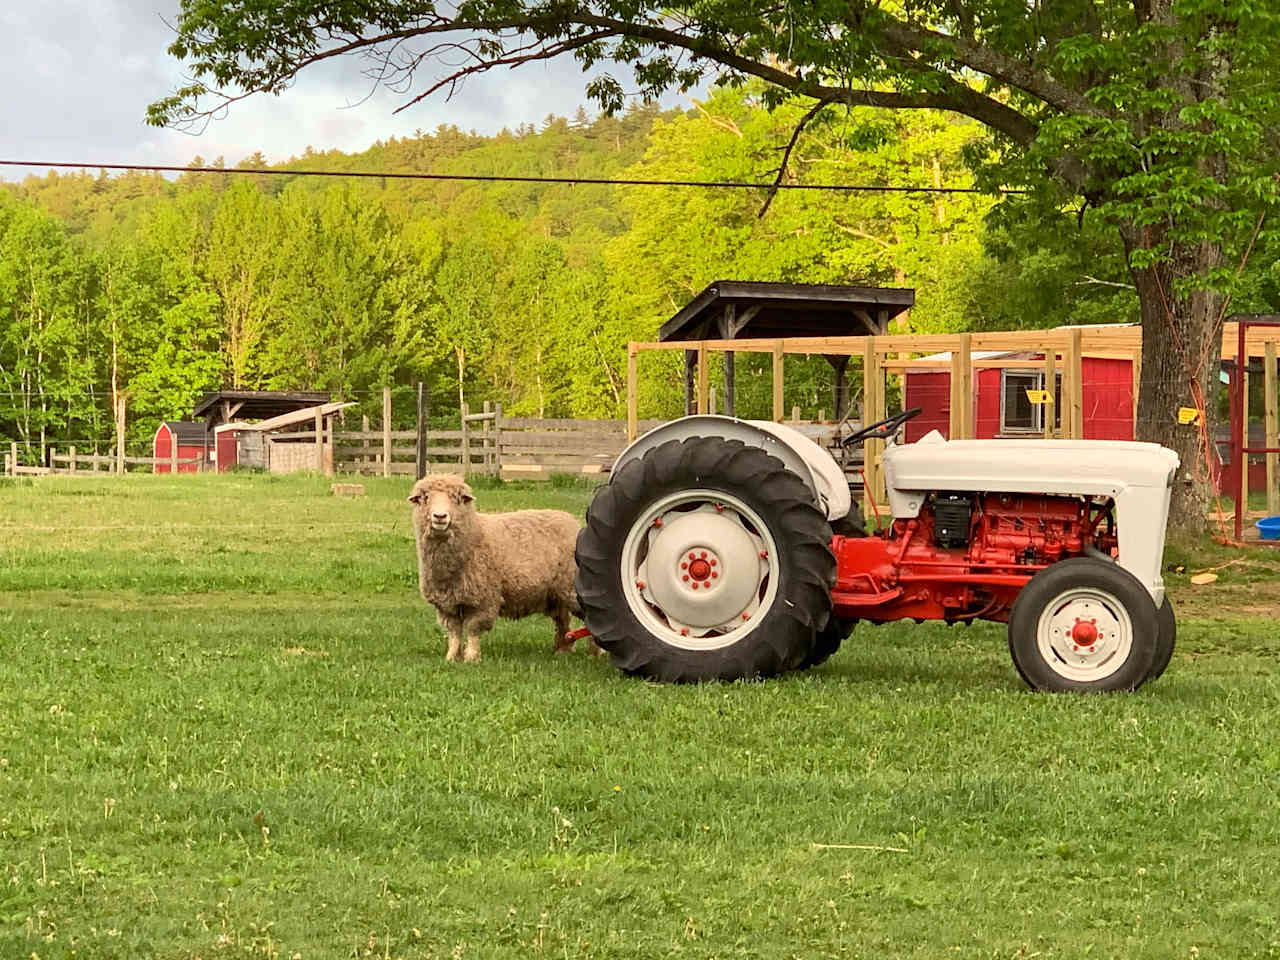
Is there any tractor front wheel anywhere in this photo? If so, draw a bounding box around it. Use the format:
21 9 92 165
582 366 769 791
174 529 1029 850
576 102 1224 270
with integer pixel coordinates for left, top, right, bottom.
575 437 836 682
1007 557 1158 693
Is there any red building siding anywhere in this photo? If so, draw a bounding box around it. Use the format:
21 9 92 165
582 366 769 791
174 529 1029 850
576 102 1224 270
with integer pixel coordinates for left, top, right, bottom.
903 355 1136 442
153 424 204 473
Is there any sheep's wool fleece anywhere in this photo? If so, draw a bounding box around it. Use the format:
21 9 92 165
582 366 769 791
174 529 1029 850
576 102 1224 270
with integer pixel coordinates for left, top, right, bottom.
411 475 580 622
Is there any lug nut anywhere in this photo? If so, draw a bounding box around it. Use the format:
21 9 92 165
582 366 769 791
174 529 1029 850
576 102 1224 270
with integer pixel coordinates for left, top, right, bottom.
689 552 697 560
715 504 724 512
741 613 751 620
711 572 718 579
691 582 699 589
635 580 645 589
682 575 689 582
710 559 717 567
759 550 768 559
700 551 707 559
653 518 663 527
681 561 688 570
680 627 689 636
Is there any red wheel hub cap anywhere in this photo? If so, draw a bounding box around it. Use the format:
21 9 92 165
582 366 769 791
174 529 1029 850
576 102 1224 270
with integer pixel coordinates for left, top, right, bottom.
688 558 712 581
1071 620 1098 644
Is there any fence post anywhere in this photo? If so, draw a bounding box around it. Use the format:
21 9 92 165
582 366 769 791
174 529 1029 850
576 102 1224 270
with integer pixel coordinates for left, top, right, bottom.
627 344 638 444
1066 329 1084 439
69 445 76 476
382 387 392 479
461 401 471 478
772 342 784 422
362 414 370 471
115 396 126 475
696 343 710 414
8 442 15 474
1044 350 1058 439
49 446 57 474
169 436 178 475
315 409 324 474
494 403 504 480
1267 340 1278 514
709 385 717 416
3 452 7 476
416 381 428 480
483 401 493 475
791 405 800 424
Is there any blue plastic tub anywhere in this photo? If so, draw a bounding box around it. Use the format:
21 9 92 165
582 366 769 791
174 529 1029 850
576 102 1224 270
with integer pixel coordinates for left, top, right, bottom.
1256 516 1280 540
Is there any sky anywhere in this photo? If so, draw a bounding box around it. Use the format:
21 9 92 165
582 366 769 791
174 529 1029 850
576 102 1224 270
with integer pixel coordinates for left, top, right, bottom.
0 0 688 182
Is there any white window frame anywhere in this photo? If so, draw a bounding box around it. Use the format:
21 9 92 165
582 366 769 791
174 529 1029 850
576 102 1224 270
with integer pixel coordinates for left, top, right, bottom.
1000 369 1045 434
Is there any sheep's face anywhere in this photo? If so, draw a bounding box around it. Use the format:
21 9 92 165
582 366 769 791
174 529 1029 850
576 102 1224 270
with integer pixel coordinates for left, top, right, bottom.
409 477 475 537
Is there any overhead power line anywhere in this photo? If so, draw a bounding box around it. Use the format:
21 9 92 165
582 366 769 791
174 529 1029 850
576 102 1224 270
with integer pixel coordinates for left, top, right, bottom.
0 159 1024 195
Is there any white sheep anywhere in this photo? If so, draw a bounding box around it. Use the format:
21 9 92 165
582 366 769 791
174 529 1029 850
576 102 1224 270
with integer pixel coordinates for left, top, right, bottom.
408 473 589 662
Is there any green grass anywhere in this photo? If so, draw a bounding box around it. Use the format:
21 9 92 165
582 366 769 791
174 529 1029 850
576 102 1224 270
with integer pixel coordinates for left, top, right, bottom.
4 474 1280 958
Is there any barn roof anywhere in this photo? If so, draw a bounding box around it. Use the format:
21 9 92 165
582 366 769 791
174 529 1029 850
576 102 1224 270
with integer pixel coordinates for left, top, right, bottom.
659 280 914 342
192 390 331 422
158 421 209 445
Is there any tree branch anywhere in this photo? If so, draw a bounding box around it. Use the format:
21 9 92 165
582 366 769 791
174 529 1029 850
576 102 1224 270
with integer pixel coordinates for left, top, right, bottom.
758 96 834 218
869 14 1101 117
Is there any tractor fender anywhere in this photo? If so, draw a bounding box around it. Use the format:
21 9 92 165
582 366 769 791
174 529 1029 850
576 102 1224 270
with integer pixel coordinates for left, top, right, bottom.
612 415 852 522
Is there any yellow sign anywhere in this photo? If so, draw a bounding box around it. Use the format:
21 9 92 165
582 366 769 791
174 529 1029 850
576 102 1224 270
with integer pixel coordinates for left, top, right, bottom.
1177 407 1202 425
1025 389 1051 405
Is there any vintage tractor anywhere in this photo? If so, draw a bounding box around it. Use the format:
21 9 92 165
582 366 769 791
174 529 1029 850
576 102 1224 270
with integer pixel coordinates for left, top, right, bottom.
574 410 1180 692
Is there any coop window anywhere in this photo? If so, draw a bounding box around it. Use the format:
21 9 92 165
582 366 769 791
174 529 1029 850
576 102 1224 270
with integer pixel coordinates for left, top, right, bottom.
1001 371 1043 433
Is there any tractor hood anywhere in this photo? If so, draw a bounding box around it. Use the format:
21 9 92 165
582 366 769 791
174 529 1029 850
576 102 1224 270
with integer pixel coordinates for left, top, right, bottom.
883 431 1180 506
883 430 1180 603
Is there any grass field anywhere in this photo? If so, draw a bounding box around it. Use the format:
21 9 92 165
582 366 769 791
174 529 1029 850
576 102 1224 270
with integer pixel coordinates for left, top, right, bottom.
4 473 1280 959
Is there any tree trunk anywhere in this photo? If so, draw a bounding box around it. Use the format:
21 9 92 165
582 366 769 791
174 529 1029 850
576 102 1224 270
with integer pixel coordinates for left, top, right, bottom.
1124 227 1224 533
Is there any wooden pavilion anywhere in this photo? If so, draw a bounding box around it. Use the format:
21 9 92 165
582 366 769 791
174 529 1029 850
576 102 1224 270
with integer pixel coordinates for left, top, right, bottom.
658 280 915 419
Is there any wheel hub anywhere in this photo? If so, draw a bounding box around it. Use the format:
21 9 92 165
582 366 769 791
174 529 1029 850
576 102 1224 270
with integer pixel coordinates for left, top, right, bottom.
1071 619 1098 645
1036 588 1133 682
623 493 776 648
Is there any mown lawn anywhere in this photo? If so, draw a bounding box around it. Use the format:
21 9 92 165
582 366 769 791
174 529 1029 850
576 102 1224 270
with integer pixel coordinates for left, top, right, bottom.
3 473 1280 959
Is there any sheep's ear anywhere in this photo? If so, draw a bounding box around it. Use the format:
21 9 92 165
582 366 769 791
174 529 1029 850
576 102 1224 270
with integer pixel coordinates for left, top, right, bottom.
407 493 423 504
460 485 475 504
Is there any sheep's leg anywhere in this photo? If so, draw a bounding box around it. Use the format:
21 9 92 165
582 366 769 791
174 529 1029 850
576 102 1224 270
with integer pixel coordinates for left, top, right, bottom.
436 609 463 662
462 613 493 663
552 606 573 653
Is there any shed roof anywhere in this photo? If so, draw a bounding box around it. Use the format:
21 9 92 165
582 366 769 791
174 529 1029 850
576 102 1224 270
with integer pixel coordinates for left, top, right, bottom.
193 390 331 422
157 421 209 445
659 280 915 342
212 401 357 434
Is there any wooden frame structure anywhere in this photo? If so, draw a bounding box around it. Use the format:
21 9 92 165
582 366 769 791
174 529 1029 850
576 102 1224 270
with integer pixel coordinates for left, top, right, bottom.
626 320 1280 523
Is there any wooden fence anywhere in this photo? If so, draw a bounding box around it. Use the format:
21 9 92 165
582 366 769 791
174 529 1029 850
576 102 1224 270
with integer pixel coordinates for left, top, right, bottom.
331 403 667 479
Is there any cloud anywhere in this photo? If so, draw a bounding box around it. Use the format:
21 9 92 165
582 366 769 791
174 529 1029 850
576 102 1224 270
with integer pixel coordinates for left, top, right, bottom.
0 0 694 181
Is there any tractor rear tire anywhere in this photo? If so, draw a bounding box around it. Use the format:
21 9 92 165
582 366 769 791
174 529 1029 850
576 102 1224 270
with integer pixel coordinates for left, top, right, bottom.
1147 596 1176 683
575 437 836 682
1007 557 1158 693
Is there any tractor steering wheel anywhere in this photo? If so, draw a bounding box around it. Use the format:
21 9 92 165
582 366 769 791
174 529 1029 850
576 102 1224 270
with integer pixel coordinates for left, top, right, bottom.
840 407 924 447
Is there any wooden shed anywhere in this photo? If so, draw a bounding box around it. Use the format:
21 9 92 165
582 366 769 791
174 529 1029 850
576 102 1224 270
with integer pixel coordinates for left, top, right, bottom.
153 421 209 473
215 401 355 474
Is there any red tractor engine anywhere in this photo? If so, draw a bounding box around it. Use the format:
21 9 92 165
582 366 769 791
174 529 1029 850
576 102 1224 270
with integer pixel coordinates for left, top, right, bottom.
831 493 1118 625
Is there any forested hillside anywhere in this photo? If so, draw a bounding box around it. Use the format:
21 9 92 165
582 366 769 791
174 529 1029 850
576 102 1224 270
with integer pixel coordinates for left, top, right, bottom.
3 87 1278 455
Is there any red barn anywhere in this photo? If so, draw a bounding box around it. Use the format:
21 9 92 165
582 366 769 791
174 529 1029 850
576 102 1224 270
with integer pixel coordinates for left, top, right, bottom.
904 350 1135 443
153 421 209 473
